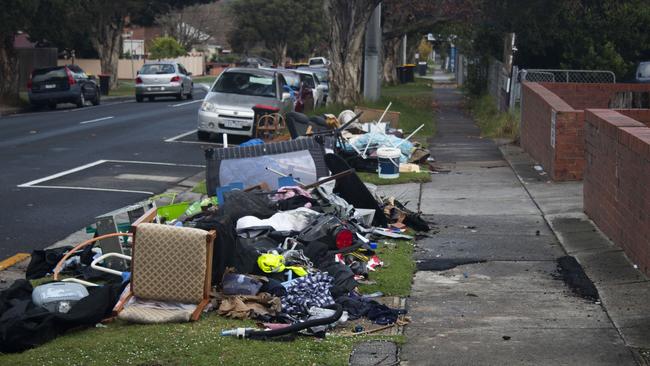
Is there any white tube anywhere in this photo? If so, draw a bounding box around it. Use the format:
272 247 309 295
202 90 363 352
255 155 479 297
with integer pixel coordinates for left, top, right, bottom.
394 124 425 148
91 252 132 276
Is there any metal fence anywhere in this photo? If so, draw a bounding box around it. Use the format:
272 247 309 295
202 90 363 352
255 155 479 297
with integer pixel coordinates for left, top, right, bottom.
520 69 616 83
510 68 617 111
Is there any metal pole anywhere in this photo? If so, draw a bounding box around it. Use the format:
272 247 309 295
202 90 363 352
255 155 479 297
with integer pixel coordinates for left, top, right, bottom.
402 35 407 65
130 37 135 80
363 3 381 102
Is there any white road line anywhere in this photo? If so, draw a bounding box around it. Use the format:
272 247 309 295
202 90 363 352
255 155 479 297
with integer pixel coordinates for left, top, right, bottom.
79 116 114 125
115 174 180 183
18 160 107 187
169 99 202 108
167 140 223 146
19 185 153 195
165 129 197 142
17 159 204 191
107 159 205 168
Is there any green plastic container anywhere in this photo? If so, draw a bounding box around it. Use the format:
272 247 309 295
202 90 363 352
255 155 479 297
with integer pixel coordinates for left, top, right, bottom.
157 202 191 222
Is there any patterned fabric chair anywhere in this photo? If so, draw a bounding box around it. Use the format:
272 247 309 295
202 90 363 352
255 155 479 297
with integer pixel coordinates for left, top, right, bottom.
114 208 216 321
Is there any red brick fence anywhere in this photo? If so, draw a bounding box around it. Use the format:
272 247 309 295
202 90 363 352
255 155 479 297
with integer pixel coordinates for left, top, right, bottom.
519 82 650 276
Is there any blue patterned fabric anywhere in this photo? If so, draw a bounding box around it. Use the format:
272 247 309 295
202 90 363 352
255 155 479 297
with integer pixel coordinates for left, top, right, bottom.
281 272 334 316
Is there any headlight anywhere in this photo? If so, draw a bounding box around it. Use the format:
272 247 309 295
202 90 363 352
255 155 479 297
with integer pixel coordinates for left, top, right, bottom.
201 101 216 112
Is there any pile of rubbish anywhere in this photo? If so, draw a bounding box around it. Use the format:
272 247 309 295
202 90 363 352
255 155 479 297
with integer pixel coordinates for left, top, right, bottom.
282 104 432 177
0 142 430 353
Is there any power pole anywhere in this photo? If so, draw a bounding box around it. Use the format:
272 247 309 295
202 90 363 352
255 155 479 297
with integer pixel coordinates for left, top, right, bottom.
363 3 381 101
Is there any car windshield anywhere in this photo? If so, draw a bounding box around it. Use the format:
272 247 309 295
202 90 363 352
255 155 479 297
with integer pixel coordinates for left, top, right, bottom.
310 59 324 66
212 72 276 97
140 64 176 75
312 70 328 82
639 63 650 78
281 72 301 89
32 67 67 83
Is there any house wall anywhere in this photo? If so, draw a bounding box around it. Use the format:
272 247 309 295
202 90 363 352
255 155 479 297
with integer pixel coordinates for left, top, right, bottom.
58 56 204 80
584 109 650 276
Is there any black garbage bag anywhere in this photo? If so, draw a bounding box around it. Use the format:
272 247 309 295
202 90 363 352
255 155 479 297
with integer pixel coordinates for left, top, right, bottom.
324 153 387 227
220 190 277 222
26 246 72 280
0 279 125 353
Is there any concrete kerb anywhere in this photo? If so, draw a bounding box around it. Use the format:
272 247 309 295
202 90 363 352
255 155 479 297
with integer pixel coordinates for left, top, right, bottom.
499 143 650 351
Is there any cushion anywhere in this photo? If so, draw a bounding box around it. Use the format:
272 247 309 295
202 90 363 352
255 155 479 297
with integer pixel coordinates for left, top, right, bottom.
131 223 208 303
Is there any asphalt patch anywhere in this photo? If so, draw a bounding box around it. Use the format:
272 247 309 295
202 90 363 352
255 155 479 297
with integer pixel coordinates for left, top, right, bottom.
416 258 486 271
555 256 599 301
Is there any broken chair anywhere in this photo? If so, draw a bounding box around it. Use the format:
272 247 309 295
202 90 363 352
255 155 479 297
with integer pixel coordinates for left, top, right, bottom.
55 208 216 322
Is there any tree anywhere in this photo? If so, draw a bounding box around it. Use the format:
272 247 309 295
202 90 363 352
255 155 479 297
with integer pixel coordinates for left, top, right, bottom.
227 0 324 66
324 0 382 105
0 0 38 100
466 0 650 81
30 0 211 90
156 3 221 51
149 37 186 59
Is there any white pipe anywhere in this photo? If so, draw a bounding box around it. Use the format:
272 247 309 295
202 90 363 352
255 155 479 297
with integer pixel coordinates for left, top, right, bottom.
62 278 99 287
394 124 425 148
91 252 131 277
376 102 392 124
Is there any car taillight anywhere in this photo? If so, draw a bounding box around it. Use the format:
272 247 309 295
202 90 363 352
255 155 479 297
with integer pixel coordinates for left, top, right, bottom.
170 76 181 82
65 68 75 85
335 229 354 249
135 77 143 84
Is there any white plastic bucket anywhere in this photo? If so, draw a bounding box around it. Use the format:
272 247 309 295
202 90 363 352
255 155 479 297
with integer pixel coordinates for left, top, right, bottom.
377 147 401 179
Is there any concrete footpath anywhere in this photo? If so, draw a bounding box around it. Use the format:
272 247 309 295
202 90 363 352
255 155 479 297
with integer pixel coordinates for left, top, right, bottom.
401 86 649 365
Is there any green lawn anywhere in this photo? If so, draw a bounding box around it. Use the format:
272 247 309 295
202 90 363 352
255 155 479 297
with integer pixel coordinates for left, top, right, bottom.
1 239 414 366
313 80 436 142
359 240 415 296
108 80 136 97
357 171 431 185
468 94 520 140
192 75 218 84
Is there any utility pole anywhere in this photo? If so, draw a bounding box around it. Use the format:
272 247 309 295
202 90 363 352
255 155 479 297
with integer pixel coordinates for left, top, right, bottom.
363 3 381 102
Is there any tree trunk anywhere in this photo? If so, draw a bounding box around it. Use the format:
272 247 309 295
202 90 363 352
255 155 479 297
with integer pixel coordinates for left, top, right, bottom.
0 35 19 100
382 36 400 85
324 0 382 106
90 17 124 89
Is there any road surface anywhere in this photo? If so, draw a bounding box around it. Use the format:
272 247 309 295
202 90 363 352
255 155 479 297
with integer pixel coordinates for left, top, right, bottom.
0 88 221 259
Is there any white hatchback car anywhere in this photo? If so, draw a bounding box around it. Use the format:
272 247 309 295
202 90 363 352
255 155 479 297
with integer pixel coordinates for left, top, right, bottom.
135 62 193 102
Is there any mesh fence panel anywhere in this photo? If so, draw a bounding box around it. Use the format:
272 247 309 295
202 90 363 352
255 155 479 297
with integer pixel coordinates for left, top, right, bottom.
522 69 616 83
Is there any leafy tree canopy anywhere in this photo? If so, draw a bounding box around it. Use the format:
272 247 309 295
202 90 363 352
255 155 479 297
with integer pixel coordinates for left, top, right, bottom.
149 36 187 59
467 0 650 80
227 0 325 64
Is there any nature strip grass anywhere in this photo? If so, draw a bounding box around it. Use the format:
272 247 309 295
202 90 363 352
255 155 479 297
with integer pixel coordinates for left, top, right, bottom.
1 240 415 366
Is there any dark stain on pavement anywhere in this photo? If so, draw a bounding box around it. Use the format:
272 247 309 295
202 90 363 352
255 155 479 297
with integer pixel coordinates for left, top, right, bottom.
555 256 600 301
416 258 486 271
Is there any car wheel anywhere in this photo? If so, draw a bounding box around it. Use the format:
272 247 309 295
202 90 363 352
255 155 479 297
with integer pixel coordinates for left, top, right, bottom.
197 130 211 141
148 96 155 102
187 85 193 100
47 102 57 110
91 89 100 105
76 92 85 108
